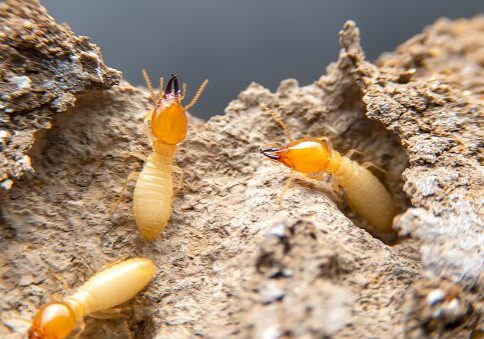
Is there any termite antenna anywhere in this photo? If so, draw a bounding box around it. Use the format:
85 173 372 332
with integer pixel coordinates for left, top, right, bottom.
181 83 187 100
142 69 157 105
185 79 209 110
158 76 164 99
262 106 293 142
277 171 294 205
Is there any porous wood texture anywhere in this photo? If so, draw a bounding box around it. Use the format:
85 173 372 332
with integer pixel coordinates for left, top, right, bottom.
0 2 482 337
0 0 120 190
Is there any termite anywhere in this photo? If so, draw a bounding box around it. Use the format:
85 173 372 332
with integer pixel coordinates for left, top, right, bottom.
29 257 156 339
260 107 396 236
134 71 208 241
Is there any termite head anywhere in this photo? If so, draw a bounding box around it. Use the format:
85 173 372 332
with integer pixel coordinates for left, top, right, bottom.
151 74 188 145
261 138 331 174
29 302 77 339
143 70 208 147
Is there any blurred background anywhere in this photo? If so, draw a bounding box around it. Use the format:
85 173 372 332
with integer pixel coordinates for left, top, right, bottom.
42 0 482 119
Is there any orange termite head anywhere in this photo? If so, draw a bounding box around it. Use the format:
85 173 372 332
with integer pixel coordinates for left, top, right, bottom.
151 74 188 145
261 138 331 174
29 302 77 339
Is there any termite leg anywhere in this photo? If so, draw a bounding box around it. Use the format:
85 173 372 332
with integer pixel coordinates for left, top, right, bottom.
276 170 295 205
331 180 343 195
128 152 148 163
89 306 130 320
361 161 399 179
73 259 95 277
323 123 339 136
73 320 86 339
304 172 330 181
306 172 342 195
345 149 363 159
361 161 385 172
173 166 185 195
115 155 143 205
127 171 140 182
123 319 134 339
46 265 70 292
142 69 158 105
110 171 141 213
184 79 209 110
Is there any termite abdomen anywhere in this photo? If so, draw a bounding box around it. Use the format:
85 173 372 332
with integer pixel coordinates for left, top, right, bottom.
29 258 156 339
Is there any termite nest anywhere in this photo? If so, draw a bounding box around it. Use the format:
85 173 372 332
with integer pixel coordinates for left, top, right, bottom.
2 1 481 337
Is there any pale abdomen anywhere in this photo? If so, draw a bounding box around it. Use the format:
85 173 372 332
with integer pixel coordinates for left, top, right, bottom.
133 153 173 241
334 158 395 233
67 258 155 314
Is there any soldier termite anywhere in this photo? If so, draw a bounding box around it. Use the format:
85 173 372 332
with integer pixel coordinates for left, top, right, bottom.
260 107 396 237
29 258 155 339
134 71 208 241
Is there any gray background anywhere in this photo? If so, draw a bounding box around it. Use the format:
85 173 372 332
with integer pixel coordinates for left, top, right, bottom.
42 1 482 119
